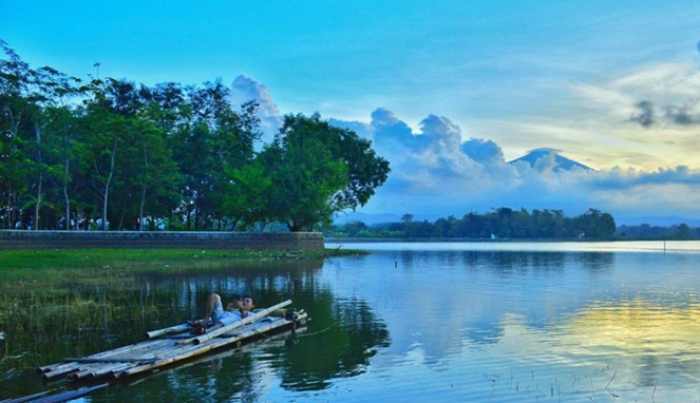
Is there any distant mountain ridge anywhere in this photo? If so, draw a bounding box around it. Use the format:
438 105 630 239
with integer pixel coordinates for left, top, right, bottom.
509 148 593 172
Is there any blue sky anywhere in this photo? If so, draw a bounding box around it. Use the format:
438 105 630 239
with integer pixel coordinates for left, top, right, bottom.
4 1 698 130
3 1 700 223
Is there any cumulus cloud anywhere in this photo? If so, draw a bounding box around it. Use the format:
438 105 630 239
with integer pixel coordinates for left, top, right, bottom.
223 73 700 225
229 75 283 141
331 108 700 224
460 138 504 164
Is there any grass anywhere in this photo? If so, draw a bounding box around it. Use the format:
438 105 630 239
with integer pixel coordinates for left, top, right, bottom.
0 247 365 272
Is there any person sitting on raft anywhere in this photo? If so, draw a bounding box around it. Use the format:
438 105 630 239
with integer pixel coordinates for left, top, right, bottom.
203 293 255 326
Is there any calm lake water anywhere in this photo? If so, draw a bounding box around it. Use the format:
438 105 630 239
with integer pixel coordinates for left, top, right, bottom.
3 241 700 402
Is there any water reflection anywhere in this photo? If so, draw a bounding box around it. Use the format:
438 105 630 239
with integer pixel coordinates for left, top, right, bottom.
4 244 700 402
0 259 390 401
320 248 700 401
354 251 616 366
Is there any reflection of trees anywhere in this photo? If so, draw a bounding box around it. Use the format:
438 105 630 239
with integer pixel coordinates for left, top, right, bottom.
99 350 258 402
574 252 614 272
1 258 391 400
128 259 389 394
268 298 389 391
141 262 390 392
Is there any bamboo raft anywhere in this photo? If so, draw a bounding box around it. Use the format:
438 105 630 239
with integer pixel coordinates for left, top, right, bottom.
36 300 308 383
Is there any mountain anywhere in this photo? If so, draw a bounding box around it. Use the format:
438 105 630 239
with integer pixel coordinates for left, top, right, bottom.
509 148 593 172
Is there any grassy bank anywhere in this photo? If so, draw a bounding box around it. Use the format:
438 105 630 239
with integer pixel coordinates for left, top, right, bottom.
0 247 365 272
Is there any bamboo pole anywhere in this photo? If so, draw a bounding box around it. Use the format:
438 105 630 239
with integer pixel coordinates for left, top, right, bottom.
177 300 292 345
64 357 157 364
1 390 52 403
29 384 108 403
146 323 190 339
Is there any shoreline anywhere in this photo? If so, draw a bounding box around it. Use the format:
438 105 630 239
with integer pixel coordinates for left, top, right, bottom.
0 248 365 272
326 237 695 243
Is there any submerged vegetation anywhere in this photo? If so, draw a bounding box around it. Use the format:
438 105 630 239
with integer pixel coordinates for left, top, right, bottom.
0 248 384 401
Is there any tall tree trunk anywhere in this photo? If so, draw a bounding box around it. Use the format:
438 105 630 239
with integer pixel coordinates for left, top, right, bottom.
192 203 198 231
62 134 71 230
139 187 147 231
6 190 12 229
118 209 126 230
102 139 117 231
35 173 42 230
63 162 70 229
34 124 43 230
138 146 149 231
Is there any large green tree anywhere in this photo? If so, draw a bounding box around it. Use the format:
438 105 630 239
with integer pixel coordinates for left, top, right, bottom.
232 114 390 231
276 114 390 212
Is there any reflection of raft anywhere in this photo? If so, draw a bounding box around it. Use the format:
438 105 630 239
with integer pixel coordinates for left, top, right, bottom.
38 300 307 382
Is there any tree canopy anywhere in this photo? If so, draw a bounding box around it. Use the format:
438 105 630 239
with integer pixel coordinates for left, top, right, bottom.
0 42 390 231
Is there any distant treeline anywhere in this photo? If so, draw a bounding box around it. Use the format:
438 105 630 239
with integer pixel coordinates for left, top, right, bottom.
0 41 389 231
616 224 699 240
327 208 617 240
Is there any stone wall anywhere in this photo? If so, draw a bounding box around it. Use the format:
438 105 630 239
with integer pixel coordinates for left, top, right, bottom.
0 230 324 251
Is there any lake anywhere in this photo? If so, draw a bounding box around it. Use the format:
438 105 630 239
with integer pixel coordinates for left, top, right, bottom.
2 241 700 402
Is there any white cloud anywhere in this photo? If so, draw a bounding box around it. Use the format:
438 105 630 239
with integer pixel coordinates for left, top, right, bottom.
230 75 283 142
574 62 700 128
331 108 700 225
225 74 700 225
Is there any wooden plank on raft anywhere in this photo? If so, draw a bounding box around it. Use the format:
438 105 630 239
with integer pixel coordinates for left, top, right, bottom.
41 339 171 380
146 323 190 339
63 357 157 364
177 300 292 345
40 338 166 372
120 316 299 378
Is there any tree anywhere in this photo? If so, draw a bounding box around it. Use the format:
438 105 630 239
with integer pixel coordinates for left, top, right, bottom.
275 114 389 212
261 135 348 231
221 160 272 229
77 103 128 230
44 106 80 229
135 119 182 230
0 40 80 229
675 223 691 240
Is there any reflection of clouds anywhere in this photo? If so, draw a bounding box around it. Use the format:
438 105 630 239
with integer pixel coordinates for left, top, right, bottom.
493 300 700 399
356 251 617 366
499 302 700 362
562 301 700 358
